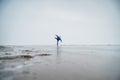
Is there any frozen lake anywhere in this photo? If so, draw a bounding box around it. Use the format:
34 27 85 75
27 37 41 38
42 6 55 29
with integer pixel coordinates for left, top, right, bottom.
0 45 120 80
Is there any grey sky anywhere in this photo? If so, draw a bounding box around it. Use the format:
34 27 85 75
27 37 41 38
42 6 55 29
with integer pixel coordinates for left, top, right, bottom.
0 0 120 45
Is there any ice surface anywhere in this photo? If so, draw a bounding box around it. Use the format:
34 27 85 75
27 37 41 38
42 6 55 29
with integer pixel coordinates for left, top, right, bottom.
0 45 120 80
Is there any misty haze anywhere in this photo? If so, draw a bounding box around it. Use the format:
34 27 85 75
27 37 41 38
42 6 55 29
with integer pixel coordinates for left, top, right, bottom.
0 0 120 80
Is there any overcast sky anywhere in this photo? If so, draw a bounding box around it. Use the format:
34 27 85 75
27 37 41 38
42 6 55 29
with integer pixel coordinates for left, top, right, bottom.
0 0 120 45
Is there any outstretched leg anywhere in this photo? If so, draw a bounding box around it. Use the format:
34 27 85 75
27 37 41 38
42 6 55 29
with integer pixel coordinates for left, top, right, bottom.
57 40 59 45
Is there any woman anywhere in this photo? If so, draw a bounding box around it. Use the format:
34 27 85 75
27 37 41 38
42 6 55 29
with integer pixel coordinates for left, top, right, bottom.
55 35 62 45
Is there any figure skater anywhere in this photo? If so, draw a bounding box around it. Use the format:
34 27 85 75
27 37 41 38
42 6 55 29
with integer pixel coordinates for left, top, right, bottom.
55 35 62 45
